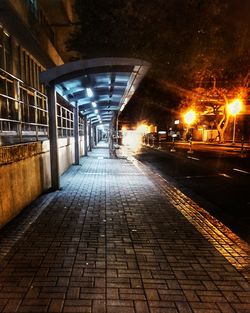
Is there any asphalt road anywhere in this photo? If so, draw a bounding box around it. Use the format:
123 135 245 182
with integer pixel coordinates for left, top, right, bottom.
135 144 250 244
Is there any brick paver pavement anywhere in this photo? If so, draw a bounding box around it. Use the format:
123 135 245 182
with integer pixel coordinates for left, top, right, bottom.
0 145 250 313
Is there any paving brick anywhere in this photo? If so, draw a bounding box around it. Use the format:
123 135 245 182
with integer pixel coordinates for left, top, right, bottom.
48 299 64 312
64 300 91 306
107 306 135 313
232 303 250 310
2 300 21 312
92 300 105 313
80 294 105 300
66 287 80 300
94 278 105 288
120 293 146 300
150 308 178 313
130 279 143 289
63 306 91 313
17 305 48 312
134 301 149 313
107 288 119 300
183 290 200 302
107 299 133 307
57 278 70 287
145 289 159 301
175 302 193 313
216 302 235 313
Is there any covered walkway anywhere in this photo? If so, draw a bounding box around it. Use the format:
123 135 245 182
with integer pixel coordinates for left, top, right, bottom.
0 145 249 313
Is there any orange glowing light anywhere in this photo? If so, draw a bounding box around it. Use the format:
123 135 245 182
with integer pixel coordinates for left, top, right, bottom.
136 124 148 134
184 110 196 125
228 99 242 116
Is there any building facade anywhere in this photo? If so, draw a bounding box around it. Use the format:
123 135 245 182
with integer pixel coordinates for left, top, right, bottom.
0 0 87 228
0 0 78 143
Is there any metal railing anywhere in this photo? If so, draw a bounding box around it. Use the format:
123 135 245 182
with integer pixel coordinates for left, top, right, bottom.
57 103 74 138
0 68 48 144
0 68 86 146
79 116 85 136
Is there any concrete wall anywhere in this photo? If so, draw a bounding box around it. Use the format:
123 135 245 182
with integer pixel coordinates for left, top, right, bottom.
0 136 85 228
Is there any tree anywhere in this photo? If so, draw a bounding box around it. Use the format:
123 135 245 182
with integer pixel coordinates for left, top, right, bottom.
179 77 249 142
120 77 181 129
66 0 250 129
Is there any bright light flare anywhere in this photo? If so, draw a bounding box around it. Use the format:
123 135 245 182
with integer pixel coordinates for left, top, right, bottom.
86 88 93 97
122 130 142 152
228 99 242 115
136 124 148 134
184 110 196 125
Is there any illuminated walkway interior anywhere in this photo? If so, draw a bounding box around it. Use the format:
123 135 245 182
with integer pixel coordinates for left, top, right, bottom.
0 145 249 313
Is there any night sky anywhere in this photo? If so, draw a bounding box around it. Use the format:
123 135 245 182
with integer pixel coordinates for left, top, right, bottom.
67 0 250 128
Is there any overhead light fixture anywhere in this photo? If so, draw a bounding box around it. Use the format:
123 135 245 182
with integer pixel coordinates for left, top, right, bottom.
3 29 10 37
94 109 98 114
120 103 126 112
91 101 97 108
86 88 93 97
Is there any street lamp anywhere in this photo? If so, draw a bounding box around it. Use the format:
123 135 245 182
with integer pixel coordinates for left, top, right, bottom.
136 124 148 134
136 123 149 145
184 110 196 125
227 99 242 144
183 109 196 154
183 109 196 139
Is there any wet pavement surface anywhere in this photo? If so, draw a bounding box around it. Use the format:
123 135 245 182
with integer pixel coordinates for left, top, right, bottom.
0 145 250 313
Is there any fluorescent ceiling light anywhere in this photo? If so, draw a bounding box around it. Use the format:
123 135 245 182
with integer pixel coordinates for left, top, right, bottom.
120 103 126 112
91 102 97 108
86 88 93 97
94 109 98 114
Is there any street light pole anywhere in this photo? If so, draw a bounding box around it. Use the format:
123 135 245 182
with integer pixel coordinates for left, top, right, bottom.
232 115 236 144
228 99 242 145
183 110 196 153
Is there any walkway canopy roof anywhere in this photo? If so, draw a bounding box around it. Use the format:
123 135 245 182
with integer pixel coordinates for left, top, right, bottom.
40 58 150 127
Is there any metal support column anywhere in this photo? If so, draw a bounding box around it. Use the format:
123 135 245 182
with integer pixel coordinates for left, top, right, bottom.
84 116 88 156
74 101 80 165
47 84 60 190
16 80 22 142
116 112 119 144
34 91 38 141
88 120 92 151
109 113 117 158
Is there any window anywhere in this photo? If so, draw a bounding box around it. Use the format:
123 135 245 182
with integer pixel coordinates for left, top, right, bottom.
17 46 23 79
0 27 4 69
4 32 12 73
0 27 12 73
25 0 38 13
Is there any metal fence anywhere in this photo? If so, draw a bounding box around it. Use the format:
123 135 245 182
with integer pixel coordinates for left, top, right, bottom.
0 68 85 146
0 68 48 144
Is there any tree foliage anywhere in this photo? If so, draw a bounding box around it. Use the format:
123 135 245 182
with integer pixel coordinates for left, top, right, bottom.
67 0 250 128
67 0 250 86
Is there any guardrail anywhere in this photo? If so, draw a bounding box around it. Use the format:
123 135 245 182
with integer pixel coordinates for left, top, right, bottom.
0 68 48 143
0 68 85 145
